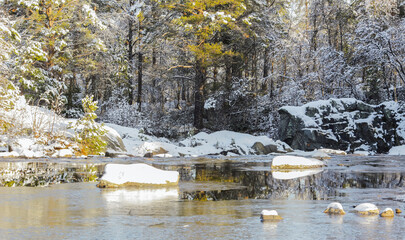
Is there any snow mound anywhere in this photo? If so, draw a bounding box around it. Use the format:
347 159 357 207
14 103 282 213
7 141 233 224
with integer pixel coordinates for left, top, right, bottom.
261 210 278 216
287 150 330 160
317 148 347 155
388 145 405 155
271 169 323 180
98 163 179 187
354 203 379 215
260 210 282 221
271 156 325 169
324 202 345 215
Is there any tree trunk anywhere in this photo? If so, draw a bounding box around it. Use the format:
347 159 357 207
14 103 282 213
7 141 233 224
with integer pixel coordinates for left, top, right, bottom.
127 9 134 105
137 52 143 111
194 60 206 129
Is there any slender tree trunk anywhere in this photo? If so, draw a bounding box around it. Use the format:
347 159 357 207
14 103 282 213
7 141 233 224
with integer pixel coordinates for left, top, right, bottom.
127 8 134 105
137 52 143 111
194 60 206 129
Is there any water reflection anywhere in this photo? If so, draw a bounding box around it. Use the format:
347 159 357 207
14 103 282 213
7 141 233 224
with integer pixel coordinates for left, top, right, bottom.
101 188 179 205
272 169 323 180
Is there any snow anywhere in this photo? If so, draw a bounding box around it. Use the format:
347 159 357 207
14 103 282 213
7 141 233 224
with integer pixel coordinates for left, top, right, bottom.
108 123 288 157
326 202 344 210
100 163 179 185
317 148 346 155
271 156 324 169
272 169 323 180
353 151 371 156
354 203 378 212
286 150 330 159
388 145 405 155
261 210 279 216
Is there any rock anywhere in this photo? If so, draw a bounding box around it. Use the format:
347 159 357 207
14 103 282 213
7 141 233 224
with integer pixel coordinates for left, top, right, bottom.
271 155 324 169
0 145 8 152
101 126 127 153
105 151 133 158
278 99 400 153
380 208 395 217
97 163 179 188
260 210 282 221
354 203 379 215
143 152 153 158
396 208 402 214
317 148 347 155
324 202 345 215
53 149 73 158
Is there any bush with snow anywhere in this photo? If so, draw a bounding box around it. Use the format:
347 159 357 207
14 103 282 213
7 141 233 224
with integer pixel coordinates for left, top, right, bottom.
70 95 107 155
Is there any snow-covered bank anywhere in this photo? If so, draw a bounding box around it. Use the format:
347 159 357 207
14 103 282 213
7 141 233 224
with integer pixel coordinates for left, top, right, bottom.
0 94 125 158
107 123 291 157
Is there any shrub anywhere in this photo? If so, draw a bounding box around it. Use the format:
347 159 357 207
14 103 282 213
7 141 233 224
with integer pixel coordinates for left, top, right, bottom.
70 95 107 155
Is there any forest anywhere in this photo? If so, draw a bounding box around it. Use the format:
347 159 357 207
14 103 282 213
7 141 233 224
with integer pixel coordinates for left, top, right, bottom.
1 0 405 140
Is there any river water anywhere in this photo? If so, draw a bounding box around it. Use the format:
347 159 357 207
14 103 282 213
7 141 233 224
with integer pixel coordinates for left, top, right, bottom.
0 155 404 239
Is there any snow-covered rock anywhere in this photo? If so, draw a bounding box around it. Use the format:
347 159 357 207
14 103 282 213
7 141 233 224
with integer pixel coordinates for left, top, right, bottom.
97 163 179 188
279 98 402 153
271 169 323 180
260 210 282 221
324 202 345 215
102 126 127 153
271 156 325 169
317 148 347 155
353 151 371 156
380 208 394 217
287 150 330 160
354 203 379 215
109 123 291 157
388 145 405 155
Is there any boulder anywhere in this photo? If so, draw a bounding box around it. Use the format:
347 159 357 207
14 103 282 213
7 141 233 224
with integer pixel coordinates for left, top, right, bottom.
278 99 401 153
101 126 127 153
380 208 394 217
354 203 379 215
260 210 282 221
324 202 345 215
97 163 179 188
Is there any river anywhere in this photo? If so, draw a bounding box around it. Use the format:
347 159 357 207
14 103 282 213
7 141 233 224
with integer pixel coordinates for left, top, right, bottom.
0 155 404 239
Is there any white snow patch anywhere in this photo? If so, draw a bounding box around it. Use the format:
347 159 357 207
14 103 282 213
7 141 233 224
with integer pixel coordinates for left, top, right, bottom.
100 163 179 185
326 202 344 210
318 148 347 155
388 145 405 155
354 203 378 212
261 210 279 216
353 151 371 156
287 150 330 159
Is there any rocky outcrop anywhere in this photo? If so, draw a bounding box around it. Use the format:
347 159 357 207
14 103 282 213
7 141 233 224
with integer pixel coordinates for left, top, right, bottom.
279 98 403 153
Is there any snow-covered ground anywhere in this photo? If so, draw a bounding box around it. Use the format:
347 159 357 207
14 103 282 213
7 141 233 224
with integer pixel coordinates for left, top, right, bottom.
109 123 291 157
2 93 405 158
